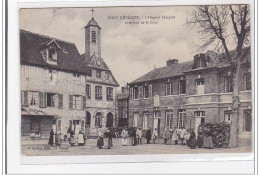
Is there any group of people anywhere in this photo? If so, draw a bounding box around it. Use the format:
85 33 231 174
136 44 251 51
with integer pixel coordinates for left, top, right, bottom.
97 128 113 149
48 127 86 147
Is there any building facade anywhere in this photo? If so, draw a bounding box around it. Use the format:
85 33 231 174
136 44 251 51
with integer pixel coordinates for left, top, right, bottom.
128 50 252 145
81 17 119 136
20 30 91 138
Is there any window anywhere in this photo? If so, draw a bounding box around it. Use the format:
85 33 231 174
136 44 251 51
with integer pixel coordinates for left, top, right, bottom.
179 80 186 94
139 86 143 99
195 79 204 95
91 31 96 44
96 70 101 78
130 88 134 100
95 112 102 127
143 86 149 98
95 86 102 100
47 93 57 107
107 87 113 101
49 70 57 82
178 110 186 129
28 91 39 106
86 84 91 99
105 72 110 80
244 73 251 91
134 87 139 99
39 92 47 108
58 94 63 109
57 119 62 131
224 111 232 124
224 76 233 92
133 112 139 127
244 110 252 132
73 73 80 83
195 111 206 124
166 82 173 96
166 110 174 129
69 95 82 109
148 85 152 97
48 47 57 62
143 113 149 130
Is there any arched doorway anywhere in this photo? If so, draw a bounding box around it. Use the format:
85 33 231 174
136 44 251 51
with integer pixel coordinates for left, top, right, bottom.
86 111 91 127
106 112 113 128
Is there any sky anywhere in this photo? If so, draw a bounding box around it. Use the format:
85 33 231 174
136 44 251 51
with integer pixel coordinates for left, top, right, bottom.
20 6 203 87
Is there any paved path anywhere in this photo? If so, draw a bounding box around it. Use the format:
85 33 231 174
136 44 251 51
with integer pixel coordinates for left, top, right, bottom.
21 138 252 156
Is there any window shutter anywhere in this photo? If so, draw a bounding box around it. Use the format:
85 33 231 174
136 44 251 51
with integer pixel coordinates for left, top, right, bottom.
58 94 63 109
44 92 47 107
69 95 73 109
82 96 86 109
170 82 174 95
39 92 44 108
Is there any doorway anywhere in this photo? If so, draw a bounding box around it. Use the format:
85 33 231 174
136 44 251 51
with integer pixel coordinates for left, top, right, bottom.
153 118 161 135
106 112 113 128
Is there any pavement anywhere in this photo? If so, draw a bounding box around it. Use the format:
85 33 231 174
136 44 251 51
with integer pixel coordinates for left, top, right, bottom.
21 138 252 156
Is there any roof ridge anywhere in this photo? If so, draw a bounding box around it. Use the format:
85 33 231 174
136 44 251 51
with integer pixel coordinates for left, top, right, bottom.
20 29 76 45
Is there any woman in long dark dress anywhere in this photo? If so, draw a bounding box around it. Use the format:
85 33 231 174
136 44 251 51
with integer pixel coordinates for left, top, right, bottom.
48 129 54 146
197 132 204 148
97 129 104 149
188 130 197 149
146 128 152 144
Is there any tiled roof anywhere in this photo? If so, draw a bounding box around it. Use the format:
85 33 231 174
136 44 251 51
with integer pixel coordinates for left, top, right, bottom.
20 29 91 75
117 93 129 100
129 47 251 85
85 17 101 29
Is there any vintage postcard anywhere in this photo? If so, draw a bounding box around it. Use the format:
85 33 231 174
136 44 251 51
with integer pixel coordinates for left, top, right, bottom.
19 5 253 157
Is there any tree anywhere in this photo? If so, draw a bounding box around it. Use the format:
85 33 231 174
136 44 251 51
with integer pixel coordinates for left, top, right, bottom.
187 5 250 148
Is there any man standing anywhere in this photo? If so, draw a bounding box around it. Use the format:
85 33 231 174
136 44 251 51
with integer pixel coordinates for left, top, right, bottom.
121 127 128 146
152 128 159 144
146 128 152 144
106 128 113 149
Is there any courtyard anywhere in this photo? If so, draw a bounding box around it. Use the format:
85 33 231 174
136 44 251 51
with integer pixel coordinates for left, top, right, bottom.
21 138 252 156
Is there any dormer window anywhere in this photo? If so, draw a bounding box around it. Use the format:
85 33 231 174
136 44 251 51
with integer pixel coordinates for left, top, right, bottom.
92 31 96 44
40 40 60 65
48 46 57 61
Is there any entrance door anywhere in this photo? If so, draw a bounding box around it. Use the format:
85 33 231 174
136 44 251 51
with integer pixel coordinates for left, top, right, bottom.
106 113 113 127
30 118 41 136
153 118 160 134
194 111 205 136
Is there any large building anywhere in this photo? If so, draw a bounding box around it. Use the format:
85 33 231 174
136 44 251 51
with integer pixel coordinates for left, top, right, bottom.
20 17 119 138
128 50 252 145
20 29 91 138
81 17 119 136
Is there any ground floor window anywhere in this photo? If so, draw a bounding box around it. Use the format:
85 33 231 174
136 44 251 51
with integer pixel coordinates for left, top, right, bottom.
178 109 186 129
166 110 173 129
95 113 102 128
244 110 252 132
30 118 41 135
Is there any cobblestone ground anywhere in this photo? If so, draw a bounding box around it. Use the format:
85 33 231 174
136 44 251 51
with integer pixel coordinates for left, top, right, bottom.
21 138 252 156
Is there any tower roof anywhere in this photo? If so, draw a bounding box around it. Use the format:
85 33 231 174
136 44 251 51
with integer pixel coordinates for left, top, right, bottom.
85 17 101 29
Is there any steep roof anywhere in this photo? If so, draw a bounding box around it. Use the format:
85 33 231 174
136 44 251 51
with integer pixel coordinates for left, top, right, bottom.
129 61 194 84
20 29 91 75
81 53 110 71
129 47 251 85
85 17 101 29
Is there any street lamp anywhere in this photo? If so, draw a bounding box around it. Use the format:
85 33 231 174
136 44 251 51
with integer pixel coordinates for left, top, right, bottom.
189 114 193 130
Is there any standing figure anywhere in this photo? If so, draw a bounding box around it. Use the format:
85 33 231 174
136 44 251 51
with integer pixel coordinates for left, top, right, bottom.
171 128 178 145
131 128 137 146
106 128 113 149
67 126 71 142
63 127 68 141
162 128 168 144
48 129 54 146
197 131 204 148
188 129 197 149
183 130 190 145
55 129 62 147
146 128 152 144
97 129 104 149
69 130 76 146
121 127 128 146
152 128 159 144
179 128 187 145
78 130 85 146
203 134 214 149
136 128 142 144
166 129 172 145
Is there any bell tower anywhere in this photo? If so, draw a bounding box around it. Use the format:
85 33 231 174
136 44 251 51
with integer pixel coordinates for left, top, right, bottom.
85 8 101 60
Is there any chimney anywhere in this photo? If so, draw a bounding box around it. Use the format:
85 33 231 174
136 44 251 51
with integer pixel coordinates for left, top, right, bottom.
167 59 178 66
121 87 125 93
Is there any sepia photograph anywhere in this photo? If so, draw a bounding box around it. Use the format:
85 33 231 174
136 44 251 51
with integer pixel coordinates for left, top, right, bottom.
19 5 252 157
